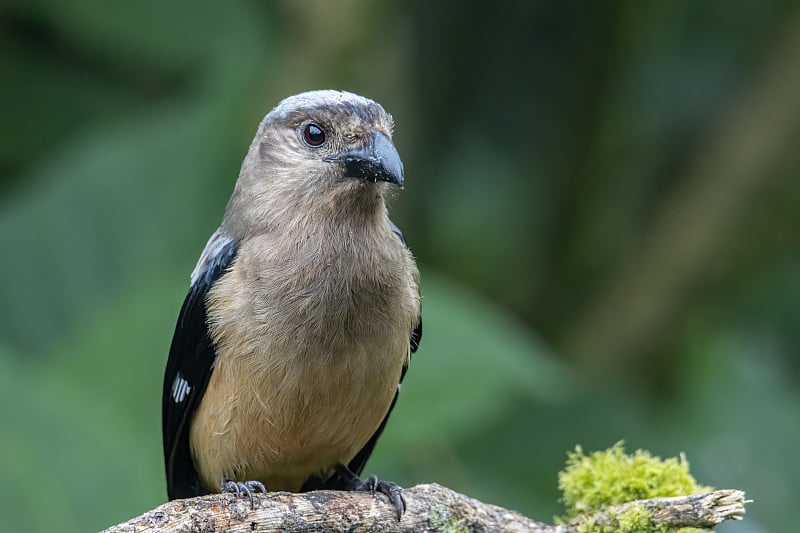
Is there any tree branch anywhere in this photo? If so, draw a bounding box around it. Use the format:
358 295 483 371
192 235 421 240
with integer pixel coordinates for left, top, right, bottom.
102 484 746 532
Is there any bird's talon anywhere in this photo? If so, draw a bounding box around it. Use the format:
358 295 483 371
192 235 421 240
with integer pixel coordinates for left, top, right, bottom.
364 474 379 495
377 480 407 520
353 474 405 520
222 480 267 509
246 480 268 495
222 480 241 498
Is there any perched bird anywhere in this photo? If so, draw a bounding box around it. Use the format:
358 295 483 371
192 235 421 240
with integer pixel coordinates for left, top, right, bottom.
162 90 422 518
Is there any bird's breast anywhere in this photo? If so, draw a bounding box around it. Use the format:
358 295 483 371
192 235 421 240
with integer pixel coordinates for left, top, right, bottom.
190 226 418 492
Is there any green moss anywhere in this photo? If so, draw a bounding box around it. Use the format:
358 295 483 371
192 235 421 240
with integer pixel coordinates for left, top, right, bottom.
557 442 712 533
573 503 704 533
427 503 468 533
616 504 652 531
572 504 651 533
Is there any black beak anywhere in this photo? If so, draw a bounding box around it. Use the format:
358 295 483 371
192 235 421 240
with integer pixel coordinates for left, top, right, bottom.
329 130 404 187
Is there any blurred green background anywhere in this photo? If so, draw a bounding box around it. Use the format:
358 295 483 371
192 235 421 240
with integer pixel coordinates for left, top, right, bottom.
2 1 798 531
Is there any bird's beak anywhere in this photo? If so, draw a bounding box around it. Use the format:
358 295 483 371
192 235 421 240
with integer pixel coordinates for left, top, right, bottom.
329 130 404 187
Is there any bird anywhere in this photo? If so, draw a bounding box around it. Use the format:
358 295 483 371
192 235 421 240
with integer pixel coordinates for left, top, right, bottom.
161 90 422 519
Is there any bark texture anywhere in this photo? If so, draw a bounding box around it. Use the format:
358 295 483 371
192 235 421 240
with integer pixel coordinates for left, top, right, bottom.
102 483 747 532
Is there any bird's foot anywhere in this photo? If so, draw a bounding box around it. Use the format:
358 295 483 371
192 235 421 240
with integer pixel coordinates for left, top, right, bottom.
335 465 406 520
221 480 267 509
356 475 407 520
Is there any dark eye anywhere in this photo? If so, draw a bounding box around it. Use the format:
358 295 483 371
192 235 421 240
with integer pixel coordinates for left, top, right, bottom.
302 123 326 147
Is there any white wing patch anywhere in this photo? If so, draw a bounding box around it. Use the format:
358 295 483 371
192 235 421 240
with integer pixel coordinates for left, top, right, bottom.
190 228 233 286
171 373 192 403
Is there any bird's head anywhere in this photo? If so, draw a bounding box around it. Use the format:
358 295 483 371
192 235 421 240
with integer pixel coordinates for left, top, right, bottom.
269 90 402 186
225 90 404 235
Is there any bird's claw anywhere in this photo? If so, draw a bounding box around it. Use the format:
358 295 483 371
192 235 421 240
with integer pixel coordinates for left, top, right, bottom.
221 480 267 509
355 475 406 520
333 464 406 520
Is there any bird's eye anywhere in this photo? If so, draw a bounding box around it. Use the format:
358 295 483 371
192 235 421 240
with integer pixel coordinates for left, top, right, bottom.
302 124 326 147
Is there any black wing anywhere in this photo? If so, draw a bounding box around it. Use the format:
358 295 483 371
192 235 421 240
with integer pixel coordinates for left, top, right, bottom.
162 235 239 499
346 222 422 476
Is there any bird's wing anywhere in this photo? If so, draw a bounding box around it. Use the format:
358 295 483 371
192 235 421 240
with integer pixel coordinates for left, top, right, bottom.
389 220 423 361
162 229 240 499
346 222 422 476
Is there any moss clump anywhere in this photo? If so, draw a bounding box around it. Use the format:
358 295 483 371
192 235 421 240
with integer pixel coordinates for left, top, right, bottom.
427 503 468 533
558 442 712 533
615 504 652 531
573 504 651 533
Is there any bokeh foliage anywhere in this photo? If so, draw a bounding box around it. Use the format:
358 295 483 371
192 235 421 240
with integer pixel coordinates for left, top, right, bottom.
2 1 799 531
